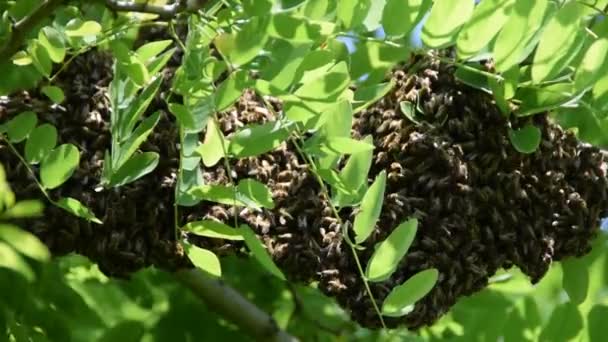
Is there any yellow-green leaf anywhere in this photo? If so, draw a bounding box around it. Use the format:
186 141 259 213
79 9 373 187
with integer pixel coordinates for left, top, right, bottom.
184 243 222 277
353 171 386 244
241 224 286 280
574 38 608 92
40 144 80 189
65 19 101 37
422 0 475 48
382 268 438 317
41 85 64 104
5 111 37 143
0 224 50 262
54 197 102 224
366 218 418 282
197 119 227 167
0 241 35 282
182 220 244 240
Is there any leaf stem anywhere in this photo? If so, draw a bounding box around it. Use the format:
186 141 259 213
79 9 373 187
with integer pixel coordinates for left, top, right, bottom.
1 136 50 201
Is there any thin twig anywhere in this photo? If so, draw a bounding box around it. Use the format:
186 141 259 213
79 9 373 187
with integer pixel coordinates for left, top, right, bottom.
0 0 65 61
1 136 50 201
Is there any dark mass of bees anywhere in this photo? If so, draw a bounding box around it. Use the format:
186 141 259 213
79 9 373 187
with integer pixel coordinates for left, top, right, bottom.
1 44 607 330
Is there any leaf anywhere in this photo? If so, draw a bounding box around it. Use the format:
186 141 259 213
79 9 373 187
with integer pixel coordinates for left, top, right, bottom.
337 0 369 29
135 40 173 62
5 111 37 143
353 81 395 113
382 0 424 37
184 243 222 277
197 119 227 167
531 1 586 83
117 76 162 140
28 41 52 77
182 220 244 240
333 135 374 207
456 0 515 59
109 152 159 187
294 50 335 85
562 256 590 305
304 136 374 156
115 111 161 169
508 124 541 154
216 16 270 67
147 47 176 76
588 305 608 342
188 184 244 206
353 171 386 244
422 0 475 48
98 321 145 342
228 121 294 158
268 14 335 43
381 268 438 317
0 224 50 262
122 55 149 86
366 218 418 282
168 103 196 130
215 70 249 112
574 38 608 92
493 0 550 72
40 144 80 189
514 83 575 116
65 19 101 37
400 101 421 124
294 61 350 101
0 241 35 282
1 200 43 219
237 179 275 209
41 85 64 104
38 26 65 63
241 224 286 280
11 51 33 66
539 303 583 342
54 197 102 224
317 168 355 195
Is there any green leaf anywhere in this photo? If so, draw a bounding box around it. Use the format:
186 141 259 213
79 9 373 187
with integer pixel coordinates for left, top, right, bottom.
182 220 244 240
216 16 270 67
381 268 438 317
268 14 335 43
28 41 52 77
333 135 374 207
317 168 355 196
115 111 161 169
1 200 43 219
561 256 589 305
456 0 515 59
65 19 101 37
41 85 64 104
54 197 102 224
295 61 350 101
135 40 173 63
98 321 145 342
493 0 550 72
294 50 335 85
168 103 196 129
588 305 608 342
514 83 575 116
241 224 286 280
197 119 227 167
184 243 222 277
362 0 386 31
5 111 37 143
0 241 35 282
117 76 162 140
304 136 374 156
353 81 395 113
337 0 369 29
109 152 159 187
366 218 418 282
353 170 386 244
531 1 586 83
237 178 275 209
40 144 80 189
422 0 475 48
0 224 50 262
188 184 244 206
508 124 541 154
539 303 583 342
147 47 176 76
38 26 65 63
382 0 425 37
400 101 421 124
228 121 294 158
122 55 149 86
574 38 608 92
215 70 249 112
11 51 33 66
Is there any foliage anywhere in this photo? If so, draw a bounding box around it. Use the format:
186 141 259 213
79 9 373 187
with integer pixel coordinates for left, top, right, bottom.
2 0 608 340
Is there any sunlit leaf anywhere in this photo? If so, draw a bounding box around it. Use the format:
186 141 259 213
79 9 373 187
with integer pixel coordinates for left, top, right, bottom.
268 14 335 43
54 197 102 224
228 121 294 158
514 83 575 116
422 0 474 48
135 40 173 63
168 103 196 130
188 184 244 206
184 243 222 277
216 16 270 67
41 85 64 104
237 179 275 209
115 111 161 169
215 70 250 111
1 200 43 219
353 171 386 244
117 76 162 139
508 124 541 154
337 0 369 29
382 268 438 317
5 111 37 143
366 218 418 282
353 81 395 113
109 152 159 187
182 220 244 240
38 26 65 63
304 136 374 157
574 38 608 92
0 224 49 262
0 241 35 282
241 224 286 280
295 61 350 101
65 19 101 37
197 119 227 167
333 135 374 207
40 144 80 189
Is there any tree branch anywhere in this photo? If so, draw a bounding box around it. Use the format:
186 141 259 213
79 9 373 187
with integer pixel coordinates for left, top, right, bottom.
175 268 299 342
102 0 207 20
0 0 65 61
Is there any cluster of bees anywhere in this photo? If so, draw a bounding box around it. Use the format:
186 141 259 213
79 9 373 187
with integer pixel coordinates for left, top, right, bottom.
2 48 607 330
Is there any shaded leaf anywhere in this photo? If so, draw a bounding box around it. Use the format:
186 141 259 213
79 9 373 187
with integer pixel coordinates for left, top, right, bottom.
562 256 590 305
353 171 386 244
366 218 418 282
422 0 475 48
136 40 173 63
98 321 145 342
268 14 335 43
382 268 438 317
508 124 541 154
539 303 583 342
215 70 250 112
228 121 294 158
182 220 244 240
40 144 80 189
241 224 285 280
54 197 102 224
38 26 65 63
588 305 608 342
353 81 394 113
115 111 161 169
333 135 374 207
216 16 270 67
514 83 575 116
237 179 275 209
400 101 421 124
41 85 64 104
117 76 163 140
109 152 159 187
188 184 244 206
197 119 227 167
5 111 37 143
382 0 425 37
168 103 196 130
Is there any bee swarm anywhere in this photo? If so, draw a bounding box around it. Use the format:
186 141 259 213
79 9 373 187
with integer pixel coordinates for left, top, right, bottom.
1 50 607 330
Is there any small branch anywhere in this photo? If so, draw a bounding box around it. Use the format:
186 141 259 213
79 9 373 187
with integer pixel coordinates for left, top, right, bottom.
0 0 65 61
175 268 299 342
102 0 208 20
